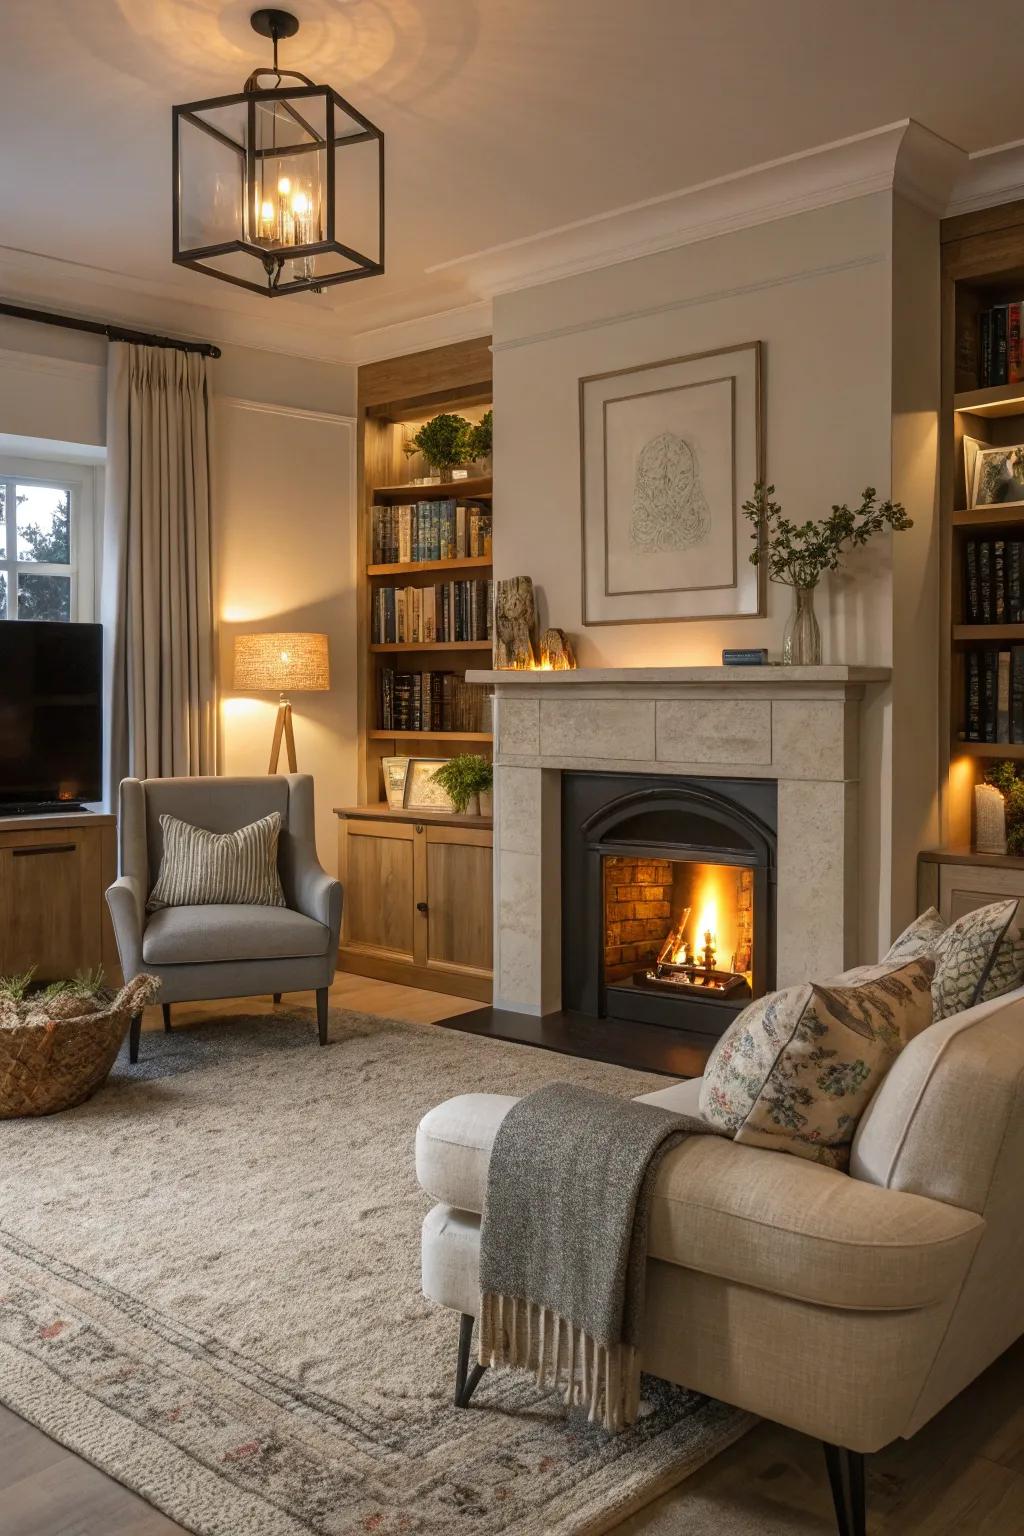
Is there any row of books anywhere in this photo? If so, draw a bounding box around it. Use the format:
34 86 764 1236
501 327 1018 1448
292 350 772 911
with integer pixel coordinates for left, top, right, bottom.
978 303 1024 387
963 648 1024 743
378 669 490 734
371 500 492 565
372 580 493 645
964 539 1024 623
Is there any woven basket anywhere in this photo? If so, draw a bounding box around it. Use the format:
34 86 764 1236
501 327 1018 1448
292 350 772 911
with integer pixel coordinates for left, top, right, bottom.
0 974 161 1119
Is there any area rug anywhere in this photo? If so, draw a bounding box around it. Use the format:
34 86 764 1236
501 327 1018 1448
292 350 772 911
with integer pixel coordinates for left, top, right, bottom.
0 1007 753 1536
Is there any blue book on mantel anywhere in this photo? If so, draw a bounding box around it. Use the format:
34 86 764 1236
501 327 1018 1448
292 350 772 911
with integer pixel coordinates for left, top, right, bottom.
722 648 768 665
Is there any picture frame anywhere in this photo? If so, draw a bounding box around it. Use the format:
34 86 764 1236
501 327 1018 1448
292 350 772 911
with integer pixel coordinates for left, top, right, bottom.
403 757 455 813
962 434 984 510
579 341 764 625
971 441 1024 510
381 756 410 812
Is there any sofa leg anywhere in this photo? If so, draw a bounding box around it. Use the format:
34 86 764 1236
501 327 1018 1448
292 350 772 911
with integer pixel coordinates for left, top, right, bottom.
454 1312 487 1408
316 987 329 1046
162 1003 172 1032
823 1443 866 1536
272 992 282 1005
129 1013 142 1065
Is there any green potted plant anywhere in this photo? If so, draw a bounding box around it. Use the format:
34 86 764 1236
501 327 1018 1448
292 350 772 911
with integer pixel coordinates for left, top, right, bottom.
403 413 474 480
468 409 492 470
431 754 494 816
742 484 912 665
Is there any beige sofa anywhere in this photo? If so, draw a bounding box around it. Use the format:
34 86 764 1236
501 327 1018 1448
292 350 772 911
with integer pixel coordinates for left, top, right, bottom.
416 987 1024 1536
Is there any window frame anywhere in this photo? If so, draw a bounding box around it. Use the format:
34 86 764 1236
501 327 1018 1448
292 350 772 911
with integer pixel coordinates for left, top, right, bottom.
0 456 98 623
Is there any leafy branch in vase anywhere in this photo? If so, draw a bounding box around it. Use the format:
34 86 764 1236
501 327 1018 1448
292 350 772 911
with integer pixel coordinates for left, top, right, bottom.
742 484 913 589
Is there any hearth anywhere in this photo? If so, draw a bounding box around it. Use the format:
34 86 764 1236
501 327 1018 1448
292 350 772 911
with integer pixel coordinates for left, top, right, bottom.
563 772 777 1041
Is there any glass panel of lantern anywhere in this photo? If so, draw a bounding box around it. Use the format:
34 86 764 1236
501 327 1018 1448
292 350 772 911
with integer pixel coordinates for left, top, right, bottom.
330 93 384 275
176 99 247 255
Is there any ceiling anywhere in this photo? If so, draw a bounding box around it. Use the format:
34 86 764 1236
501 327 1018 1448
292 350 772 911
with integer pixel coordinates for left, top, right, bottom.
4 0 1024 362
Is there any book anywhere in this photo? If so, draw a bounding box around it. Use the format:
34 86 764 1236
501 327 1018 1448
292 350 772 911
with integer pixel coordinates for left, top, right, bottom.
995 540 1007 622
722 648 768 665
1010 302 1024 384
995 305 1009 386
998 649 1012 742
982 648 999 741
981 310 992 387
979 541 994 623
965 539 980 623
1009 542 1023 623
966 650 981 740
1012 647 1024 742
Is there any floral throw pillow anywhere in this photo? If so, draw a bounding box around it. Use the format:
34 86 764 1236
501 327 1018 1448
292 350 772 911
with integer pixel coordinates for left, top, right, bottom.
699 957 935 1169
883 900 1022 1018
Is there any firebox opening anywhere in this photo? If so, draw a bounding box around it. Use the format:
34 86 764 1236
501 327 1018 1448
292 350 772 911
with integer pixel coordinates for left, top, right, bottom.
603 856 755 1001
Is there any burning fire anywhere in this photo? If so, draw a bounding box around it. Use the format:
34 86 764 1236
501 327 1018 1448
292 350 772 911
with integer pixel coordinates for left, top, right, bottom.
658 866 741 974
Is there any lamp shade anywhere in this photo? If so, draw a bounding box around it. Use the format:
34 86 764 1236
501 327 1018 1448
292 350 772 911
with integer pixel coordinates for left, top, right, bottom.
233 632 330 693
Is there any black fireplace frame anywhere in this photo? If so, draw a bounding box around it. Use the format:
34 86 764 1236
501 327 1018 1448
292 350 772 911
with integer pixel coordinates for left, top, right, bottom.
562 772 777 1042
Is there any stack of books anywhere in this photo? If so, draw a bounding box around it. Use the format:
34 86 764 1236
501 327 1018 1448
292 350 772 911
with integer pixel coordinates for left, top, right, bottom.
978 302 1024 388
378 670 490 734
963 648 1024 743
964 538 1024 623
372 501 492 564
372 579 493 644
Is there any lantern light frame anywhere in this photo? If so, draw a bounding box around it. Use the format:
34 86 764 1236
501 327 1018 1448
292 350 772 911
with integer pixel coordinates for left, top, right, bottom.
171 9 384 298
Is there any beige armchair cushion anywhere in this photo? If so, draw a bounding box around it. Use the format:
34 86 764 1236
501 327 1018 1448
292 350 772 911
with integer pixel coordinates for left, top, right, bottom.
142 904 329 965
415 1089 982 1312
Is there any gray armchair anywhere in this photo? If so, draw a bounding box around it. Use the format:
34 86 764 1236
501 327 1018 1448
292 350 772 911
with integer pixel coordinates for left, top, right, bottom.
106 774 342 1062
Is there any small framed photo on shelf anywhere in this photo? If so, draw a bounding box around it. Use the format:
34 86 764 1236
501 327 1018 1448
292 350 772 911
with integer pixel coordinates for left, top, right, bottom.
962 434 984 509
971 442 1024 509
403 758 455 813
381 757 410 811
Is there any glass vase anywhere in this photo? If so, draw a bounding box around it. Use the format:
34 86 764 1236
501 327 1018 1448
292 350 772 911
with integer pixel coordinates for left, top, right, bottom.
782 584 822 666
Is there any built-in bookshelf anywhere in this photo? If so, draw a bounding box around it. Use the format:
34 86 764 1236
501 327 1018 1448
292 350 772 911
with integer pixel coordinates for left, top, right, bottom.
941 202 1024 841
355 338 494 804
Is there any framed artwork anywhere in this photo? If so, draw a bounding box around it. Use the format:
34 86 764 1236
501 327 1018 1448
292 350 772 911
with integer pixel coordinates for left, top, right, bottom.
381 756 410 811
972 442 1024 510
962 434 984 509
403 758 455 813
579 341 764 624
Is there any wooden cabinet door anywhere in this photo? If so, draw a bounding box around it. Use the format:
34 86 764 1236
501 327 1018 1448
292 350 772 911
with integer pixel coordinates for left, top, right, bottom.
420 825 493 980
937 863 1024 925
0 826 103 980
340 819 416 962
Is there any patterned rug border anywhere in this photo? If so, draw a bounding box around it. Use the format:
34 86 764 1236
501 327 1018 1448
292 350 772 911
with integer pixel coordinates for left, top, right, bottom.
0 1007 755 1536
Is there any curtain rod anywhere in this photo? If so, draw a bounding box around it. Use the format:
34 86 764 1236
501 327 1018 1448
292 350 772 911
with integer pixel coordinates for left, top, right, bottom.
0 299 222 359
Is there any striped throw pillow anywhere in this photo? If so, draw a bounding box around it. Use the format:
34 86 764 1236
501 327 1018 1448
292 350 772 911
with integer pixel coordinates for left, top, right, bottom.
147 812 286 911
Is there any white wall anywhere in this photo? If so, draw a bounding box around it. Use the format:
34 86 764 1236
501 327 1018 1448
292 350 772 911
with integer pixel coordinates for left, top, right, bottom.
0 317 358 871
490 190 940 959
214 398 357 875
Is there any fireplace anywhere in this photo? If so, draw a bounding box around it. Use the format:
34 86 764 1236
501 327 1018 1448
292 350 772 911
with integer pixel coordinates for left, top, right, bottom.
563 773 777 1041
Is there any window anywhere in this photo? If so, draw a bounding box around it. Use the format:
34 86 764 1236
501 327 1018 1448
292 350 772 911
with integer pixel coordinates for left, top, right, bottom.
0 461 98 622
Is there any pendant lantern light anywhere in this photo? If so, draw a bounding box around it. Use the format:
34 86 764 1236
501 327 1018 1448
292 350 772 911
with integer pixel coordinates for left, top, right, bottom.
172 9 384 297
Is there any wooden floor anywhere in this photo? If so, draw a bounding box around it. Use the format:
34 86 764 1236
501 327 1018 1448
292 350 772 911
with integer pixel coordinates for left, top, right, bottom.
2 974 1022 1536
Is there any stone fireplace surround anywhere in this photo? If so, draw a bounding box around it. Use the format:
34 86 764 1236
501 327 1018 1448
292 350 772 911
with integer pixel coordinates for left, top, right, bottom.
467 666 890 1018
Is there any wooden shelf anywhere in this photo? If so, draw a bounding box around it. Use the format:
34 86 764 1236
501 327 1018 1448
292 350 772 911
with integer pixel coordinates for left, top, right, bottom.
367 555 492 577
954 741 1024 759
368 729 493 741
334 802 493 829
952 506 1024 528
954 383 1024 418
372 476 492 505
920 845 1024 869
953 624 1024 641
370 640 492 653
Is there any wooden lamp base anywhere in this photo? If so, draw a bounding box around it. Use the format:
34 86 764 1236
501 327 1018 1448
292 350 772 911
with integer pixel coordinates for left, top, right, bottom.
269 696 298 774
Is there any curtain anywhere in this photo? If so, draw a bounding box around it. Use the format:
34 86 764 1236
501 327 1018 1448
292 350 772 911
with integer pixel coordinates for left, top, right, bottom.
102 342 216 791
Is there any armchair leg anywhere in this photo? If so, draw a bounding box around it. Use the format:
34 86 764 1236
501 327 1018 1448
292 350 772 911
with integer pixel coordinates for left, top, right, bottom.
454 1312 487 1408
823 1443 866 1536
128 1013 142 1065
316 986 329 1046
272 992 282 1005
162 1003 172 1032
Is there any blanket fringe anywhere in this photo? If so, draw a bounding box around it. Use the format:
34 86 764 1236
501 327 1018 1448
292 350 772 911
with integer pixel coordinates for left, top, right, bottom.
479 1292 640 1432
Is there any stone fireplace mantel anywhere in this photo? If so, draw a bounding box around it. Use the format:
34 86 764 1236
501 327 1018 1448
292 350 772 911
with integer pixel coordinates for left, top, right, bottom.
468 665 890 1019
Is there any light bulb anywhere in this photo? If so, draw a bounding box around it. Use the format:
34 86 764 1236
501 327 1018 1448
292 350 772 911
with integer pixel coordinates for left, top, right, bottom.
260 200 274 223
277 176 291 196
292 191 309 215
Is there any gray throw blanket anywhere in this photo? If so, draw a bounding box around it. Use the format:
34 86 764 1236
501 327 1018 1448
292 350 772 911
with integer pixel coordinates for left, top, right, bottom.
478 1081 715 1432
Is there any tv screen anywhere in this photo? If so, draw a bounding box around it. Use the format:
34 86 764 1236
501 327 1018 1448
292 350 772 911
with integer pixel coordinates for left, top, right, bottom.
0 622 103 807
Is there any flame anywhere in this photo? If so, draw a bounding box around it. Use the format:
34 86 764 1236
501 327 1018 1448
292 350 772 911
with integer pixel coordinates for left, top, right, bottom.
665 865 741 973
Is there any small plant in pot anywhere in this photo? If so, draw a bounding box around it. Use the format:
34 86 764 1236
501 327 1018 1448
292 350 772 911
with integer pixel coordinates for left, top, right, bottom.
742 484 912 665
468 409 492 470
403 413 474 480
431 754 494 815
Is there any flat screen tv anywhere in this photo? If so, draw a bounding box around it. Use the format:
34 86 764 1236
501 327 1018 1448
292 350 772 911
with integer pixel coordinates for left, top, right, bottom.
0 622 103 811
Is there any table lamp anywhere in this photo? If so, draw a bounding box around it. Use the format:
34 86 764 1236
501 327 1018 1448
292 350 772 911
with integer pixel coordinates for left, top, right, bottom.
233 632 330 773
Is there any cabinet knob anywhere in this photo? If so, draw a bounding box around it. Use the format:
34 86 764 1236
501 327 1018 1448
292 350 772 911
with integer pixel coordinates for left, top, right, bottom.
416 901 428 913
415 824 424 834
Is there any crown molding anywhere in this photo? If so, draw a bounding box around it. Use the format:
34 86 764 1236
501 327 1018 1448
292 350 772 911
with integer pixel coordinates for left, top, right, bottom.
945 138 1024 218
430 121 966 300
